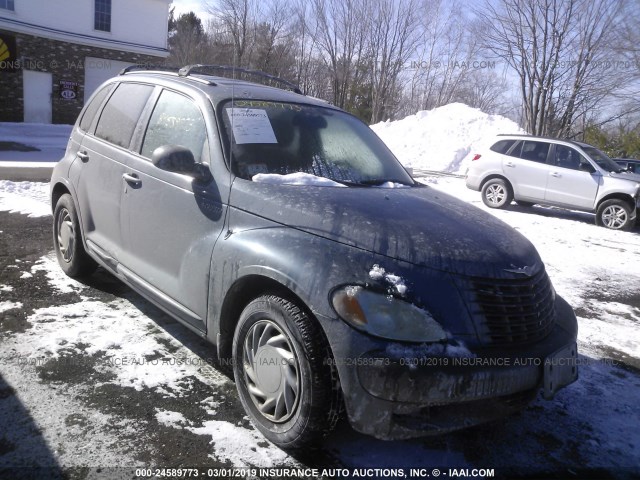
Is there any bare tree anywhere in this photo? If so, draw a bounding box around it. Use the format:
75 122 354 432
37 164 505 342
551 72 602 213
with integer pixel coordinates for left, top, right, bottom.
367 0 421 123
308 0 371 110
476 0 633 136
402 0 478 117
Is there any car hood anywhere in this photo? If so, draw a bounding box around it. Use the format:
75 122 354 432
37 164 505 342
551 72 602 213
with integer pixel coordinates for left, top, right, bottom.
229 180 541 277
609 171 640 182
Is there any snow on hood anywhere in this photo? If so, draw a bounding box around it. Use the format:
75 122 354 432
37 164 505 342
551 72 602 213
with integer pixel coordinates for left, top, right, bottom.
370 102 525 174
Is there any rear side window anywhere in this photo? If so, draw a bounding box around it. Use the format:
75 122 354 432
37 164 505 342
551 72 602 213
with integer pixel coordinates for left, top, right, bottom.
79 84 112 132
490 139 516 154
95 83 154 149
141 90 208 163
517 141 550 163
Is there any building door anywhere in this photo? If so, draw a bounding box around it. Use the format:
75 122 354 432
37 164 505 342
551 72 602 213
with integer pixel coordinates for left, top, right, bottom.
23 70 52 123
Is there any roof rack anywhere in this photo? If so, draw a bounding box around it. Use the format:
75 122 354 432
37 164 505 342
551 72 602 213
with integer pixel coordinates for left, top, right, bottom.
119 64 180 75
178 64 303 94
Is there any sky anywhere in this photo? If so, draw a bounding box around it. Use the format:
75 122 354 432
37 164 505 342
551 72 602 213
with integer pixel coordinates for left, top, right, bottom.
170 0 213 22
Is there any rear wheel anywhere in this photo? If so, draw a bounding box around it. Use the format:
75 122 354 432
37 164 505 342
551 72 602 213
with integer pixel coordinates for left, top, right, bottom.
596 199 633 230
481 178 513 209
53 194 97 277
232 295 341 449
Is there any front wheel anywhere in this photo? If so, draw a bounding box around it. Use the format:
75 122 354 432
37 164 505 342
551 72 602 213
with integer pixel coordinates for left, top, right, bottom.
232 295 341 449
481 178 513 209
53 194 97 277
595 199 634 230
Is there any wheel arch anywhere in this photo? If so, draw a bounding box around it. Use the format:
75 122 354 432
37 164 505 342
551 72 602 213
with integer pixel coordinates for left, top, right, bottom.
51 181 71 214
216 273 319 365
480 174 513 192
596 192 635 212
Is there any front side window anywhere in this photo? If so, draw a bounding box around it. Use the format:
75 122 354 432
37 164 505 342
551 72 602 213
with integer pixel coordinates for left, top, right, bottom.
221 100 414 186
95 83 153 149
94 0 111 32
141 90 208 163
554 145 587 171
0 0 15 11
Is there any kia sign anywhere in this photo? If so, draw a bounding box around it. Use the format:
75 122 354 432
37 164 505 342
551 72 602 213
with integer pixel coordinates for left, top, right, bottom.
59 80 79 100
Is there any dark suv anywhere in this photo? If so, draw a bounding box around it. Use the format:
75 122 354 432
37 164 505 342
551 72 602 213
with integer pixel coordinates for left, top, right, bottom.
50 66 578 448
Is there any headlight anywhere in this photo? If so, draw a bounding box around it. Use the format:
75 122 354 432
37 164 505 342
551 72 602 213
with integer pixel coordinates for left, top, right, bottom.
331 286 447 342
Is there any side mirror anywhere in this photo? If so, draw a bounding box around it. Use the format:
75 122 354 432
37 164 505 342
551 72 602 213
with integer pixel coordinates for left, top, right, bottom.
151 145 212 182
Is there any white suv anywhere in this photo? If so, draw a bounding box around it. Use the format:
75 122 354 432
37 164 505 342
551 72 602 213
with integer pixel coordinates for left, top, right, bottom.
466 134 640 230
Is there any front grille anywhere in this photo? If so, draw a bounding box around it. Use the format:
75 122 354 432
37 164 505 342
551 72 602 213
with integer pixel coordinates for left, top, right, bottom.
464 268 555 346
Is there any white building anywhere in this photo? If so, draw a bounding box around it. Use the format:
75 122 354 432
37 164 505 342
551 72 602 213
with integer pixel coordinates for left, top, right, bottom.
0 0 171 123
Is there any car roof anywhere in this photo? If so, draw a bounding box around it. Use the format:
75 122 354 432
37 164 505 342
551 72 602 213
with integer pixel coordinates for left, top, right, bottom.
495 133 594 149
115 66 340 111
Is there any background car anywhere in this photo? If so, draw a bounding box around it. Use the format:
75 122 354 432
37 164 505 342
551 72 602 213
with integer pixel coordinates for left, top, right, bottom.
466 135 640 230
613 158 640 174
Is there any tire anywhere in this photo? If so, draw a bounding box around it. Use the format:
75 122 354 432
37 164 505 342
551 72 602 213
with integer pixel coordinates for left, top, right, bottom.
53 193 97 277
232 295 341 449
595 199 633 230
481 178 513 209
515 200 535 207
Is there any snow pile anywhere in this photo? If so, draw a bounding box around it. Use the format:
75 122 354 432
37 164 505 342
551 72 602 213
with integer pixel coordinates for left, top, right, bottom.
371 102 525 173
0 180 51 217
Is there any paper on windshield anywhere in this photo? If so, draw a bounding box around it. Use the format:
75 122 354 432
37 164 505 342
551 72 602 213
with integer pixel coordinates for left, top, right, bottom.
226 108 277 144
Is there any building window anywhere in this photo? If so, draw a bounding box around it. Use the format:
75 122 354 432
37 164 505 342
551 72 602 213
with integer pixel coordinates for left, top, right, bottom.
0 0 15 11
94 0 111 32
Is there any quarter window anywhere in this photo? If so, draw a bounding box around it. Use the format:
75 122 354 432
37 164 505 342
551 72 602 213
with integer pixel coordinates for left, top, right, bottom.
79 84 113 132
95 83 153 149
0 0 14 11
94 0 111 32
141 90 208 163
490 139 516 154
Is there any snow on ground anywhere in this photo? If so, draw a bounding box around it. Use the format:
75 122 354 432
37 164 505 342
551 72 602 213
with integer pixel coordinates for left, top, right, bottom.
0 180 51 217
371 102 525 173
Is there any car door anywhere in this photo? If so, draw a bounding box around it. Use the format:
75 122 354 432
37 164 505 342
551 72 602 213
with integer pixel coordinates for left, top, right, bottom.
544 144 601 210
119 88 226 332
502 140 551 201
73 82 154 265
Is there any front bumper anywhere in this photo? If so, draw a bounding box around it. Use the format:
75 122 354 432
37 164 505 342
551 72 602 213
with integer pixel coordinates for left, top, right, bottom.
325 295 578 440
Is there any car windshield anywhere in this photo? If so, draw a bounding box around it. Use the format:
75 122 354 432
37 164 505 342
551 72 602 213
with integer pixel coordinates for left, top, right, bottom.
219 100 414 186
581 146 623 173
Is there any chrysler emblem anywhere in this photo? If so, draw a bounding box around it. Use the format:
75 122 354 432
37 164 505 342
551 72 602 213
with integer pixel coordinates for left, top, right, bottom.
504 264 536 277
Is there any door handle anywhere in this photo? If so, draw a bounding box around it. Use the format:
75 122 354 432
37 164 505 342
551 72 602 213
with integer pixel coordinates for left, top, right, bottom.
505 162 515 167
550 172 561 178
77 151 89 163
122 173 141 186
